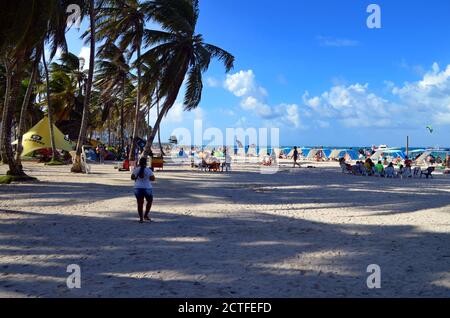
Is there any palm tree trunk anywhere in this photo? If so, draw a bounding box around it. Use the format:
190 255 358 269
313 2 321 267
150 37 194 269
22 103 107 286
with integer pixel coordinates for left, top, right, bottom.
71 0 96 173
128 44 142 162
156 96 165 156
0 57 24 176
120 79 125 150
42 47 58 162
0 58 12 165
145 63 189 153
15 49 40 167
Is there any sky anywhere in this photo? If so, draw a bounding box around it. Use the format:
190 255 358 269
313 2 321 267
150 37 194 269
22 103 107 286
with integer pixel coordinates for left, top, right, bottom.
62 0 450 147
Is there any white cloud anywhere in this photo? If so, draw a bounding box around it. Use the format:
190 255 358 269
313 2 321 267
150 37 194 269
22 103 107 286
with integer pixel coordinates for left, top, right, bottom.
224 70 258 97
206 77 220 88
302 84 395 128
300 63 450 129
224 70 302 128
224 64 450 131
78 47 90 71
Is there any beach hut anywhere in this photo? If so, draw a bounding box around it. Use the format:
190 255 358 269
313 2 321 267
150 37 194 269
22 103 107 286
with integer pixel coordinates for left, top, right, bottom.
285 148 295 158
371 149 406 162
12 116 74 157
323 149 332 158
285 147 310 158
329 149 359 161
408 149 426 160
306 149 327 161
415 149 450 165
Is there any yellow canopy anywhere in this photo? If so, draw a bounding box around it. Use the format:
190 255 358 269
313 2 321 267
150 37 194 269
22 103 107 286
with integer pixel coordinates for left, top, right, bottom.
12 116 74 156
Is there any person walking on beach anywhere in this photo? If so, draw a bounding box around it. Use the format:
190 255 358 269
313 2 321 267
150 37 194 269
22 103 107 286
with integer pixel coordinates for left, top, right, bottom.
131 157 156 223
293 146 301 168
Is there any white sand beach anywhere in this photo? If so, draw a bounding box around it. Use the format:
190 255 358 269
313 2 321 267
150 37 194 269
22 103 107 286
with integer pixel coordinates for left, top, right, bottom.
0 161 449 298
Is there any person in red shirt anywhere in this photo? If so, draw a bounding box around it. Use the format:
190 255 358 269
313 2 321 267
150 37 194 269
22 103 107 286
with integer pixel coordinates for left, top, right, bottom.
404 156 412 168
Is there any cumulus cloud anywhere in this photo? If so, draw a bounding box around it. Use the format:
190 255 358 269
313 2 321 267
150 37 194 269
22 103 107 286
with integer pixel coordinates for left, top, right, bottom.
224 70 267 98
301 63 450 128
223 64 450 131
224 70 302 128
302 83 394 128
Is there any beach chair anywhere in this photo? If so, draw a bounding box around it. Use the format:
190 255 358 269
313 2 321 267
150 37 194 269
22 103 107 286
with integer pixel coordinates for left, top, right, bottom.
420 167 435 179
151 157 164 170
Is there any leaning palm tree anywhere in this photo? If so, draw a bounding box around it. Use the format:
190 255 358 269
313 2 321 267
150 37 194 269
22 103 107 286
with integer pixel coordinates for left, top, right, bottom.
141 0 234 154
92 0 148 162
72 0 96 173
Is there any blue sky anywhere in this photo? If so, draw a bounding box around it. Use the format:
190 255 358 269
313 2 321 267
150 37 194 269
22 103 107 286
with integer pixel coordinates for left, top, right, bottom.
63 0 450 147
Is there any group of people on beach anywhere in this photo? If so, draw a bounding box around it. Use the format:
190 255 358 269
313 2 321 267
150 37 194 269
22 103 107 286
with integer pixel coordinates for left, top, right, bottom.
339 156 433 179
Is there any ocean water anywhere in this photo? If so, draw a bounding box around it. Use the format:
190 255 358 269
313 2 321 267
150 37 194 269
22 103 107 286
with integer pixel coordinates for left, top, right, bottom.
185 145 449 158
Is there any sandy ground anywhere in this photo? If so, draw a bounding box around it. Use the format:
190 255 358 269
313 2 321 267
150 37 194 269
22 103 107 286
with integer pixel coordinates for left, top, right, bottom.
0 159 449 298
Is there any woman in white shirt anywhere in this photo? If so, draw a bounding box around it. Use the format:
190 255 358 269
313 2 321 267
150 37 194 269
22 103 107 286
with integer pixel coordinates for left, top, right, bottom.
131 157 156 223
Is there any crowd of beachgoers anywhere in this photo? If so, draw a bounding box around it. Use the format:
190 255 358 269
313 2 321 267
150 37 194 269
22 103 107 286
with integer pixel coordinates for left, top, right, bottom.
162 145 450 175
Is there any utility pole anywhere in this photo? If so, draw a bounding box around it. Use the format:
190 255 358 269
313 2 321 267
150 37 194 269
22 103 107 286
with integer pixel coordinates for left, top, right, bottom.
406 136 409 158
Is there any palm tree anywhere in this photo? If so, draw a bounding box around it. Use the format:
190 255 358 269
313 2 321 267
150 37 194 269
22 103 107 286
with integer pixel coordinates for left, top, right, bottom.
72 0 96 173
15 47 42 167
93 0 148 162
46 54 83 121
0 0 51 176
1 0 86 177
51 52 87 101
141 0 234 154
95 43 132 149
41 46 59 162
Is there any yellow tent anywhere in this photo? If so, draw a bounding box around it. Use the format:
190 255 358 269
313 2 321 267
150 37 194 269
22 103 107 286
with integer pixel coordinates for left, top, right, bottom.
12 116 74 156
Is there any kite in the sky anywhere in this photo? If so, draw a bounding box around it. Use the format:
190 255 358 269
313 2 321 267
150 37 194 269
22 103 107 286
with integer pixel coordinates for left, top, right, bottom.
426 125 434 134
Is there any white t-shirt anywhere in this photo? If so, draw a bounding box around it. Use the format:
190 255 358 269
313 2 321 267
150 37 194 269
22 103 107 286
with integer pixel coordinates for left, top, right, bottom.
132 167 154 189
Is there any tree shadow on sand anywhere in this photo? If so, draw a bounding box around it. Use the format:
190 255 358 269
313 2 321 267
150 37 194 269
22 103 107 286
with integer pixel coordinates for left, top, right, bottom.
0 165 449 297
0 208 449 298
